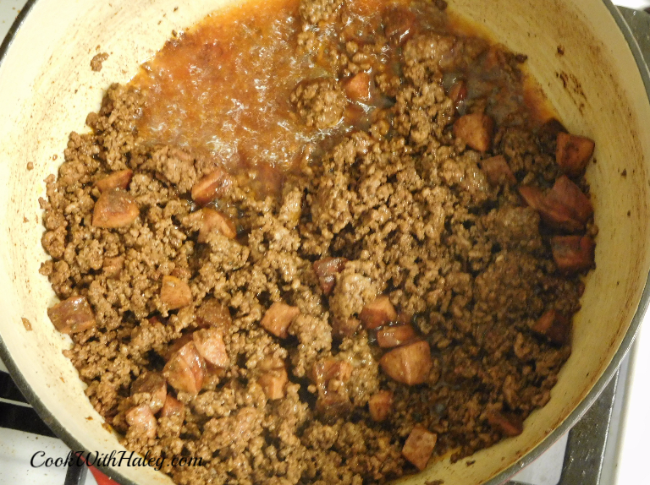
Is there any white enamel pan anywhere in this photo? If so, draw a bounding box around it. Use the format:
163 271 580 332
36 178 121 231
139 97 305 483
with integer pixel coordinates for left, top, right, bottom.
0 0 649 484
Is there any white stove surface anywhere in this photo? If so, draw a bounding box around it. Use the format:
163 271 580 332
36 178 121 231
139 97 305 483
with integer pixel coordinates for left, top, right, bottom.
0 2 648 485
0 0 25 37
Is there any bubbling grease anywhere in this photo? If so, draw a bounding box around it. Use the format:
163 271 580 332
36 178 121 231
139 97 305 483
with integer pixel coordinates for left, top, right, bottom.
131 0 552 198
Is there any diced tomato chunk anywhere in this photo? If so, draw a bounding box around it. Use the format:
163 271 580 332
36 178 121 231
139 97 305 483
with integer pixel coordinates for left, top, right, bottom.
313 257 347 295
481 155 516 186
191 168 231 206
131 371 167 413
453 113 495 152
486 411 523 437
160 275 193 310
196 298 231 329
344 73 372 103
95 169 133 193
380 340 432 385
402 426 437 471
359 295 397 329
556 132 595 176
126 405 158 439
47 296 96 334
92 189 139 228
193 328 229 368
531 309 571 345
159 395 185 419
163 342 205 395
261 302 300 339
198 208 236 242
377 325 417 348
551 235 595 273
368 390 393 422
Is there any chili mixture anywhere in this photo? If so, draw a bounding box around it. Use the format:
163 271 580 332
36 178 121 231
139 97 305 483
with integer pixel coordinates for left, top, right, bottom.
39 0 597 483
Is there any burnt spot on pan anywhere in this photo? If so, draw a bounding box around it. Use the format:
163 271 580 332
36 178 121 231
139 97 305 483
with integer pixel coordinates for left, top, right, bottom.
556 71 588 113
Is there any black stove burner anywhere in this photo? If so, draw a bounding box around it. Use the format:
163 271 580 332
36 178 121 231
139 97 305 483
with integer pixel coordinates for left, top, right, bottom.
0 370 87 485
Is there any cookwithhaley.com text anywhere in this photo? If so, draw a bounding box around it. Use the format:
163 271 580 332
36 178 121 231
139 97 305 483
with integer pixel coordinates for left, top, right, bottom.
30 450 203 471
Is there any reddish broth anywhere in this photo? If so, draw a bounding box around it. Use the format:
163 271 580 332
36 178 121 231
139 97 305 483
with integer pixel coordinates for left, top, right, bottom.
131 0 552 198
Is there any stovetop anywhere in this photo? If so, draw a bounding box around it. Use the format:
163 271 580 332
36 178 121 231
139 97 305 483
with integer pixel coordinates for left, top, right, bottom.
1 2 649 485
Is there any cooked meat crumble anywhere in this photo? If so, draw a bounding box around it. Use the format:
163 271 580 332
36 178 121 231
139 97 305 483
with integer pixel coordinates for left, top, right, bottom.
40 0 597 483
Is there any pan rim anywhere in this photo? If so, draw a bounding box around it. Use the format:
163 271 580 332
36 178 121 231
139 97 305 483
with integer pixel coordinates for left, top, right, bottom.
0 1 649 485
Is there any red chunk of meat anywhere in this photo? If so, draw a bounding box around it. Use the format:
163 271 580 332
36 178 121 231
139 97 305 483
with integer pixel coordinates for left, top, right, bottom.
453 113 495 152
551 235 596 273
164 333 194 360
532 309 571 345
160 395 185 419
518 176 592 232
344 73 372 103
260 302 300 339
315 392 353 421
517 185 545 209
92 189 139 228
310 358 353 387
384 5 417 44
125 404 157 439
313 257 348 295
131 371 167 413
368 390 393 422
258 370 288 400
193 328 229 368
332 317 361 339
486 411 523 437
481 155 516 186
258 358 289 400
519 185 580 232
359 295 397 329
311 358 354 422
160 275 193 310
191 168 231 206
556 132 595 176
196 298 232 329
547 175 593 224
47 296 96 334
198 208 237 242
449 80 468 109
376 325 417 348
402 426 437 471
163 342 205 395
102 256 124 278
379 340 432 385
95 169 133 193
397 312 413 325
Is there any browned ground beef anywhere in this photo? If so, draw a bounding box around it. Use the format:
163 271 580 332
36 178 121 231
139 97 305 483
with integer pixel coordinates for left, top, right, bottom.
40 0 596 483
